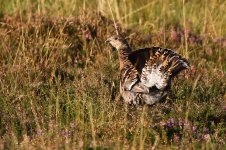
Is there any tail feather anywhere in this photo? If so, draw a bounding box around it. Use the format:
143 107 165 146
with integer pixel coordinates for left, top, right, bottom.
141 48 189 90
170 58 189 77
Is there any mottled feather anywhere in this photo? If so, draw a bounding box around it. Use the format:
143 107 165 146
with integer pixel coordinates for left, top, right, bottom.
106 35 189 105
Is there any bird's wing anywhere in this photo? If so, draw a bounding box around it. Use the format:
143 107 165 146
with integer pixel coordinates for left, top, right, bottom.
128 47 189 90
120 65 149 94
128 47 156 74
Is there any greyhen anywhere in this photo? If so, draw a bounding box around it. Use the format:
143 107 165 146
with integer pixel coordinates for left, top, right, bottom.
106 35 189 105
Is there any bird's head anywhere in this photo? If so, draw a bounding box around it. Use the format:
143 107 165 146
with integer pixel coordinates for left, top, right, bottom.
105 35 128 50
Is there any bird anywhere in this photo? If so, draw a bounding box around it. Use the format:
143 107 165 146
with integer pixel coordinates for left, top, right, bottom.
105 35 190 105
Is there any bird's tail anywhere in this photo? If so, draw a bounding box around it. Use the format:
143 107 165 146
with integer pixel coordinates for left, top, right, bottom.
141 47 189 89
159 48 189 77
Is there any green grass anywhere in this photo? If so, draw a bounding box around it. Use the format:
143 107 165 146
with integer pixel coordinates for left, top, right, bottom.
0 0 225 149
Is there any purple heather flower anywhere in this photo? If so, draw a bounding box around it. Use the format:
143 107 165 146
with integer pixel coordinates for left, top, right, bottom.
203 127 209 133
170 29 179 41
203 134 210 140
168 118 174 123
173 134 180 142
85 33 89 39
223 106 226 111
84 30 92 41
178 119 184 128
213 38 226 47
166 118 175 128
61 130 71 138
192 126 197 132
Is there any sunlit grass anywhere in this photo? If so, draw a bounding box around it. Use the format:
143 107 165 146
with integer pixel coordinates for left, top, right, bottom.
0 0 225 149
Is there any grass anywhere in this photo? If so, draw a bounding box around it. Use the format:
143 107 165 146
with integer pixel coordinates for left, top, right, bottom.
0 0 225 149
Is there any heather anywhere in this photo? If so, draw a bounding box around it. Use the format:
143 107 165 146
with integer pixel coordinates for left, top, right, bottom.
0 0 225 149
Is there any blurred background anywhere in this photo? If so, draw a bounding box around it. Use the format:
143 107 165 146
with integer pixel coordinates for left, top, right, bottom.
1 0 226 35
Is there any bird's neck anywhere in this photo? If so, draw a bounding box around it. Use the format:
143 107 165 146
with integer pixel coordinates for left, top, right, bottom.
118 45 132 70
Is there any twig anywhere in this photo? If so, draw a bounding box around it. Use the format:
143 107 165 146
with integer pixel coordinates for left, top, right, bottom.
106 0 119 35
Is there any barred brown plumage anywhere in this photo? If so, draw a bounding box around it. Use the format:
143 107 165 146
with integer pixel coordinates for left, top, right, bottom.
106 35 190 105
